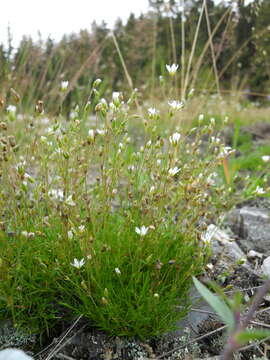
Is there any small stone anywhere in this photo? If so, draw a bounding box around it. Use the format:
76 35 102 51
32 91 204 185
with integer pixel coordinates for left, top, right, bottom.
247 250 263 259
261 256 270 277
226 206 270 255
0 349 33 360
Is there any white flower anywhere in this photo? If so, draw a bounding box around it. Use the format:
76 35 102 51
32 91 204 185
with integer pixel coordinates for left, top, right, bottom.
253 186 265 195
65 195 76 206
68 231 74 240
48 189 64 201
150 186 155 193
166 63 179 76
146 140 152 148
153 293 159 298
168 167 180 176
262 155 270 162
206 172 218 186
210 117 215 126
169 132 181 146
88 129 95 140
198 114 204 122
100 98 107 105
78 225 85 233
71 258 85 269
115 267 121 275
211 136 221 144
95 98 108 112
96 128 106 136
23 173 35 183
7 105 17 114
201 224 217 244
218 146 235 159
61 81 69 91
93 78 102 87
128 165 135 172
157 159 162 166
109 102 117 112
168 100 184 111
112 92 120 101
135 225 149 237
148 107 159 117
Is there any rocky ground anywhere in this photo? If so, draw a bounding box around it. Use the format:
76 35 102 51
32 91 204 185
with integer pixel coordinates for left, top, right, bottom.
1 196 270 360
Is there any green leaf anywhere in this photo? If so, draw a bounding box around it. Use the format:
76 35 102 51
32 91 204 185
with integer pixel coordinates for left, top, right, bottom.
193 277 235 331
236 329 270 345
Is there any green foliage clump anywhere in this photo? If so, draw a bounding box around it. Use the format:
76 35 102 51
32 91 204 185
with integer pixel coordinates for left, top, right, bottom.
0 84 233 339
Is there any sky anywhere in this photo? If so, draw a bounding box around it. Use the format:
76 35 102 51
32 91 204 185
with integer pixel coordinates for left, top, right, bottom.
0 0 254 48
0 0 149 47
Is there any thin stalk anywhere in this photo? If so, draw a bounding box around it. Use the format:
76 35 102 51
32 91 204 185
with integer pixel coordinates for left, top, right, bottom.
221 278 270 360
111 31 134 91
61 37 107 105
209 26 270 92
222 158 231 185
204 0 220 95
168 5 177 65
183 1 205 99
151 13 158 99
111 31 141 111
190 6 232 90
180 0 185 99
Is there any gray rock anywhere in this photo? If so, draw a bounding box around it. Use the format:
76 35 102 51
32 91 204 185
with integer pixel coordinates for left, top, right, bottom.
226 206 270 255
171 225 253 340
194 357 220 360
204 224 247 265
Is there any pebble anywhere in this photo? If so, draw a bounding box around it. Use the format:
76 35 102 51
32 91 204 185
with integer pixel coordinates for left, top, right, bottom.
0 349 33 360
261 256 270 277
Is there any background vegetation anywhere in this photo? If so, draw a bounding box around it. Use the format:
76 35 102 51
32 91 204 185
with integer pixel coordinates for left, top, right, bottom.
0 0 270 114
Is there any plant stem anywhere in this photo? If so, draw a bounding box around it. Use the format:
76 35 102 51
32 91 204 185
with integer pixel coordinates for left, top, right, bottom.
221 277 270 360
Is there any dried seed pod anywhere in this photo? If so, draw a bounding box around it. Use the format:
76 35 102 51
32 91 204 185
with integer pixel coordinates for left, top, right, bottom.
0 122 7 130
35 100 44 114
10 88 21 103
8 136 16 147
